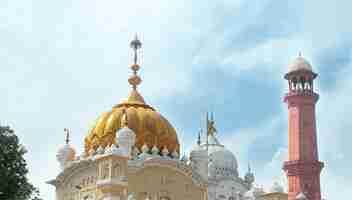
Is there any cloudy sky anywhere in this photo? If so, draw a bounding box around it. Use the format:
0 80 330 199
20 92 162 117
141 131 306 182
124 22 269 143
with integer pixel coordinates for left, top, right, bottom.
0 0 351 199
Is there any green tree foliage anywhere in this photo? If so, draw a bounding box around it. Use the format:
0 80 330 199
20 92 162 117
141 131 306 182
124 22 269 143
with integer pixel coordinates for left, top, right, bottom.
0 126 42 200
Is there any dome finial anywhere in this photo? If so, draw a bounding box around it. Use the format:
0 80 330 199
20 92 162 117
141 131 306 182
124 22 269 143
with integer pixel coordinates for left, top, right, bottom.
197 129 202 145
207 111 217 136
130 34 142 65
298 51 302 57
64 128 70 144
128 34 142 90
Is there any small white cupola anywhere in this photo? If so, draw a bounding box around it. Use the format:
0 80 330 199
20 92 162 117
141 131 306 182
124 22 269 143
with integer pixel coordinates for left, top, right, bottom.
288 53 313 73
116 109 136 157
56 128 76 169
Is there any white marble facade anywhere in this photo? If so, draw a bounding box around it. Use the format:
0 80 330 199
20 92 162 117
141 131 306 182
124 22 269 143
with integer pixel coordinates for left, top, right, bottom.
50 120 282 200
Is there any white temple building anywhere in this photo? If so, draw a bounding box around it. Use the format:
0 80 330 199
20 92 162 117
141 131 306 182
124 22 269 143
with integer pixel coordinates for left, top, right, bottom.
48 36 319 200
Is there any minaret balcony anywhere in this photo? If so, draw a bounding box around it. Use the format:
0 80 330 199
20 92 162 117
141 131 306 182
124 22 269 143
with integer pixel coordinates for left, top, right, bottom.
283 160 324 176
284 90 319 103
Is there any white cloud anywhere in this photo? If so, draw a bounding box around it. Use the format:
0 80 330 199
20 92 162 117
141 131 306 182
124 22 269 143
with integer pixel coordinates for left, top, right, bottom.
260 148 288 192
221 116 286 175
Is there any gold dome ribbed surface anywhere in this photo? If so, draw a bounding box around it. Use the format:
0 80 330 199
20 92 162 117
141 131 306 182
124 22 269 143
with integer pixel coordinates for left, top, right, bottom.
84 90 180 154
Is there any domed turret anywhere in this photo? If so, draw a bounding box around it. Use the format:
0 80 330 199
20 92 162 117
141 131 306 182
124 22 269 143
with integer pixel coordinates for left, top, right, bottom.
84 36 180 155
116 110 136 157
287 53 313 74
284 54 318 96
56 129 76 169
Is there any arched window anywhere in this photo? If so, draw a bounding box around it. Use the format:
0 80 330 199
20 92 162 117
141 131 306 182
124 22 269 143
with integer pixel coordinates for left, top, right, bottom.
308 79 313 91
113 163 121 177
101 163 109 179
292 77 298 90
299 76 305 89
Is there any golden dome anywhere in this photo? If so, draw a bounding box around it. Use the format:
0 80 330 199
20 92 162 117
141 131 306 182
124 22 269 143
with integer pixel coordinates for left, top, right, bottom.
84 35 180 154
84 90 180 154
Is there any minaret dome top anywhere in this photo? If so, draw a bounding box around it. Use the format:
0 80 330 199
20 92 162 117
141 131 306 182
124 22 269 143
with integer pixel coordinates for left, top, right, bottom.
287 53 313 73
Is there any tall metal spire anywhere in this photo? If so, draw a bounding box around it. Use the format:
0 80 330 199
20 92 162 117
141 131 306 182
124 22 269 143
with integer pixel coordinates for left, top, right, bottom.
130 34 142 65
128 34 142 90
64 128 70 144
206 112 209 135
197 129 202 145
205 112 209 151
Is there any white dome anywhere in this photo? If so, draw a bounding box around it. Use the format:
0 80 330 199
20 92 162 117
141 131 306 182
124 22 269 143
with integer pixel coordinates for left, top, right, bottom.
190 144 206 157
208 142 238 178
288 56 312 73
56 144 76 168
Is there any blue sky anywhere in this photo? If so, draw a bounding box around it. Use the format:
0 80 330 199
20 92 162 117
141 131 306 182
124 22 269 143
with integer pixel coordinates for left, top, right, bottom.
0 0 351 199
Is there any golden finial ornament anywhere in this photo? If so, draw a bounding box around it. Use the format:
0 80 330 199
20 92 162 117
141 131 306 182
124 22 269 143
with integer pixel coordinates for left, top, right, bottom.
64 128 70 144
128 34 142 90
206 112 217 136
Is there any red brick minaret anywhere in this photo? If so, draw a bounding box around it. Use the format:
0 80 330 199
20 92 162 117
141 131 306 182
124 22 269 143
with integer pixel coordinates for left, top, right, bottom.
283 54 324 200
